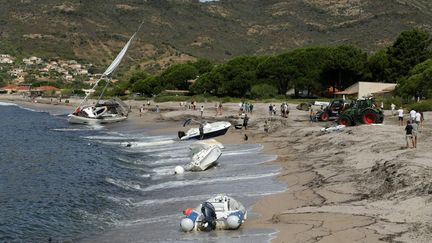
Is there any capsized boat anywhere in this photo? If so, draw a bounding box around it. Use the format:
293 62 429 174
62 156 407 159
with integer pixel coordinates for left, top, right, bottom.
184 139 223 171
68 98 130 124
178 121 231 140
174 139 223 173
180 194 247 232
68 23 142 124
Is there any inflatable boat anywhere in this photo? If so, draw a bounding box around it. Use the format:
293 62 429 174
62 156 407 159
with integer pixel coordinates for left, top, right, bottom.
180 194 247 232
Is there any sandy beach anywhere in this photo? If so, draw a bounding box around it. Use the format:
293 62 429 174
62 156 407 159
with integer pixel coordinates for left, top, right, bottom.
2 94 431 242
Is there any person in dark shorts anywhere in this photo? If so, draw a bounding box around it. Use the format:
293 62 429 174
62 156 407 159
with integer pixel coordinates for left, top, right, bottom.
397 107 404 126
243 114 249 130
405 120 414 148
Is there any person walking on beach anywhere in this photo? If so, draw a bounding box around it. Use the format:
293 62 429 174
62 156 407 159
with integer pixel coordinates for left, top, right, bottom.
214 103 218 116
398 107 404 126
405 120 414 148
156 105 160 113
269 104 273 116
409 109 416 122
309 107 315 122
411 120 419 148
391 103 396 116
285 103 290 117
242 114 249 130
200 105 204 118
250 103 254 113
218 102 223 115
420 111 424 128
199 123 204 140
415 111 422 126
140 105 144 117
264 120 269 133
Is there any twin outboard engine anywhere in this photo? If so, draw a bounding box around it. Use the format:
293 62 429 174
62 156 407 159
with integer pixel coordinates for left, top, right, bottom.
200 202 216 231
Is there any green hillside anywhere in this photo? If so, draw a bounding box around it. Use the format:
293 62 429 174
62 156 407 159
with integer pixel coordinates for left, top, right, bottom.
1 0 432 73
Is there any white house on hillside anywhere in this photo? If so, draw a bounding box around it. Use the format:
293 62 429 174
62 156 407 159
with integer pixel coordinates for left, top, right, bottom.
335 81 397 99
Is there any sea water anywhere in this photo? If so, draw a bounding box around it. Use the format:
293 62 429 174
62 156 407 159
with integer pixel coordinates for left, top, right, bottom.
0 102 286 242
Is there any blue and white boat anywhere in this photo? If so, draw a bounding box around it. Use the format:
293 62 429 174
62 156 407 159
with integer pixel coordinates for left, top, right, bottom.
178 121 231 140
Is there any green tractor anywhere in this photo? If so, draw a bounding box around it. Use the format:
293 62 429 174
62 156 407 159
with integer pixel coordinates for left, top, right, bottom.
338 99 384 126
315 99 352 121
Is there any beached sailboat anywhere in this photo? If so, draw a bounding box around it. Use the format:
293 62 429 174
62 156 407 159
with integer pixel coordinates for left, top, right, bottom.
68 24 142 124
180 194 247 232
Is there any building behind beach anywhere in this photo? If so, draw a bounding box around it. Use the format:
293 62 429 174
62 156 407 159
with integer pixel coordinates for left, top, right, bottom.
335 81 397 99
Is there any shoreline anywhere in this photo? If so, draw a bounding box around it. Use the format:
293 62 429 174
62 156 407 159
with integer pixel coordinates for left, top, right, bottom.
2 94 432 242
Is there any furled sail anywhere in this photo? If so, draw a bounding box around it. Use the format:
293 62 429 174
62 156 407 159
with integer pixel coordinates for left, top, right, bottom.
72 23 143 112
103 32 137 78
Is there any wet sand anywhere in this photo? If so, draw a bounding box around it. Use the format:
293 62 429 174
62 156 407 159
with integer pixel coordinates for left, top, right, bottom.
2 94 432 242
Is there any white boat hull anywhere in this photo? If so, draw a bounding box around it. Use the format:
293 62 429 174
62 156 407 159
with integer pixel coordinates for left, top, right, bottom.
179 121 231 140
68 114 127 124
185 146 222 171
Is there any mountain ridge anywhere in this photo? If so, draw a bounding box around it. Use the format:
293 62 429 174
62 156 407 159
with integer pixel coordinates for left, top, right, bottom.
1 0 432 73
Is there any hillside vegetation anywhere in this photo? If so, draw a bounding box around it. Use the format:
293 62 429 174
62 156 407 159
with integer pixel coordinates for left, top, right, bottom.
1 0 432 73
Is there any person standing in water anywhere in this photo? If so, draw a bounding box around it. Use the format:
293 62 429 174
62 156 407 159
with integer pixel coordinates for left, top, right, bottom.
200 105 204 118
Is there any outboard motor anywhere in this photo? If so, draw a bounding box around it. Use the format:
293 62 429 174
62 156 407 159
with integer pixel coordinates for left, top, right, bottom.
178 131 186 139
200 202 216 231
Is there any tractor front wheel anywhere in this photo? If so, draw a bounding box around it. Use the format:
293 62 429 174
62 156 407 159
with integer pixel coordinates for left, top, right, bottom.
320 112 329 121
338 115 352 126
362 110 378 124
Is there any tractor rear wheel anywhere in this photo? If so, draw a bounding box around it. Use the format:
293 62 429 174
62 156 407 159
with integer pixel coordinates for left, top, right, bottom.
362 110 378 124
338 115 352 126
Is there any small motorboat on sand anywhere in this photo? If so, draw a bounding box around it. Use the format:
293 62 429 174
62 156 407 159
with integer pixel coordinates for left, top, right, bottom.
185 139 223 171
174 139 223 173
178 121 231 140
180 194 247 232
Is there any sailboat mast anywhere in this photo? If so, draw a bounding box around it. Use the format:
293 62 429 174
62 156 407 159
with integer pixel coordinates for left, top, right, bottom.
71 21 144 113
96 78 111 105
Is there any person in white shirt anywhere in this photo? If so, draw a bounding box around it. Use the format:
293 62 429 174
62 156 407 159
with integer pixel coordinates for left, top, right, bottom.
397 107 404 126
415 112 422 125
409 109 416 122
391 103 396 115
200 105 204 118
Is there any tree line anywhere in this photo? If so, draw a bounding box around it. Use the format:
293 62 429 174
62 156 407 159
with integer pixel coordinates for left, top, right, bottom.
109 29 432 100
